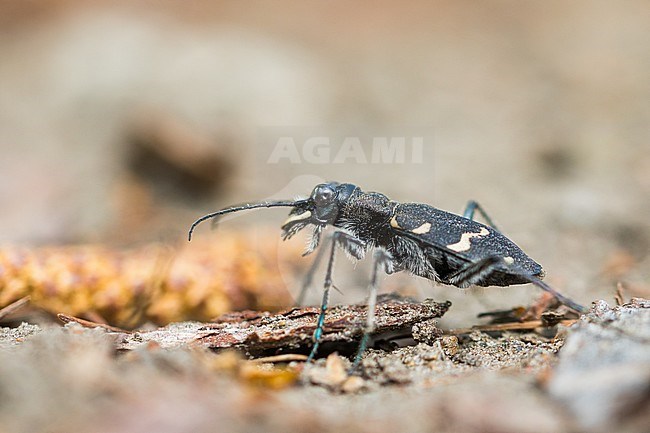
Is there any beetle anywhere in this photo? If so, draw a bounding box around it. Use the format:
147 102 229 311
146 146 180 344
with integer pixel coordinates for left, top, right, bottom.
188 181 586 367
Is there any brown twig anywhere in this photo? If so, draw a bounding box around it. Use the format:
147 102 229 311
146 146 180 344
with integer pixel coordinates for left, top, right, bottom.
614 282 626 306
57 313 131 333
248 354 309 363
0 296 31 321
445 319 578 336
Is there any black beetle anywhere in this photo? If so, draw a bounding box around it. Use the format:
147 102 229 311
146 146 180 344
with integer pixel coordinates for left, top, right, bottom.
189 181 585 365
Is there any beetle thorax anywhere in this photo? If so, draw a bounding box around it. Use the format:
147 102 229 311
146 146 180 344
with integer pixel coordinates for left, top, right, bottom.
336 191 395 242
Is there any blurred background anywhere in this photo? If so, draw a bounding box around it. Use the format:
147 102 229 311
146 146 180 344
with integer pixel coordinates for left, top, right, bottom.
1 0 649 325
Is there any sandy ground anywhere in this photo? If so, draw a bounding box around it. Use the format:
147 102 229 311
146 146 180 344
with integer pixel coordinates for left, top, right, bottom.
1 296 648 433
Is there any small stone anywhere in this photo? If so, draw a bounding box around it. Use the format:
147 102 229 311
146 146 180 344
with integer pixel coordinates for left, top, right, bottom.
341 376 365 393
411 318 443 345
307 353 349 388
440 335 459 357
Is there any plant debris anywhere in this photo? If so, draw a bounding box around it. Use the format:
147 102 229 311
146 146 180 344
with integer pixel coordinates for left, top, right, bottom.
114 294 452 357
0 296 30 321
0 237 303 327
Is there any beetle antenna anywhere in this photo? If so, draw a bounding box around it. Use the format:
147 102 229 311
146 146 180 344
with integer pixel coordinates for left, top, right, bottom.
188 200 308 241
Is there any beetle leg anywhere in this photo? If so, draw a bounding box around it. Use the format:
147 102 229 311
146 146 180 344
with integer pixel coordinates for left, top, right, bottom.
351 248 392 373
463 200 500 231
447 256 587 313
446 255 503 288
294 233 330 307
518 274 587 313
296 230 365 306
307 231 366 362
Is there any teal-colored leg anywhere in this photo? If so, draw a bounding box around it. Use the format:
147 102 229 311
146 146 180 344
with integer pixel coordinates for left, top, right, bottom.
306 231 366 362
463 200 500 231
306 232 339 363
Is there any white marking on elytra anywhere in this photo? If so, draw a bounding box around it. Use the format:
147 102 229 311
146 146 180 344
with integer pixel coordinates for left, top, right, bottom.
411 222 432 234
283 210 312 226
503 256 515 265
390 215 401 229
446 227 490 252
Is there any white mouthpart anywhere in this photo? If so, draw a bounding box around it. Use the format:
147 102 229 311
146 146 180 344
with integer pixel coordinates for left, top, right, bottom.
283 210 312 226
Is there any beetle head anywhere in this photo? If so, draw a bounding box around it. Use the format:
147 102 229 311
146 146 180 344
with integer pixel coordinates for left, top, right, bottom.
281 182 358 239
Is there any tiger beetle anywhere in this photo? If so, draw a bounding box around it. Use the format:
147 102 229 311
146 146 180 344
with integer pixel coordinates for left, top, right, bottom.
188 182 586 370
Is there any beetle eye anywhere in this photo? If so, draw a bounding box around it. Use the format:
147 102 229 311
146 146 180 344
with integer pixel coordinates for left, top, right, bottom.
314 187 335 205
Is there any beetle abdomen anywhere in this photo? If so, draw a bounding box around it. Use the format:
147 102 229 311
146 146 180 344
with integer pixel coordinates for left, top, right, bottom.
391 203 544 286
